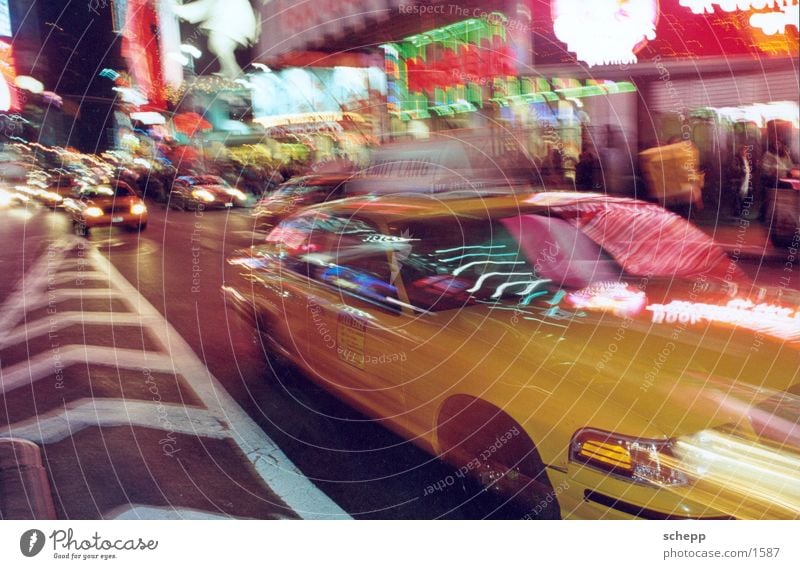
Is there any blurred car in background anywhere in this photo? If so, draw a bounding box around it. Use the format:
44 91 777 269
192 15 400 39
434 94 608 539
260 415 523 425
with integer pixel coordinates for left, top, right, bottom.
65 181 147 236
36 185 80 208
225 191 800 520
16 169 80 209
252 174 349 228
0 186 27 208
168 175 248 211
0 157 30 186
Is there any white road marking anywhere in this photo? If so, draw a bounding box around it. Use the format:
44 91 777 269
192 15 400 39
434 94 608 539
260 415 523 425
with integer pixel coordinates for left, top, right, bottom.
21 288 126 313
86 240 350 519
1 311 160 346
50 271 109 285
0 239 73 344
5 398 225 444
0 345 176 394
0 235 348 519
56 259 90 271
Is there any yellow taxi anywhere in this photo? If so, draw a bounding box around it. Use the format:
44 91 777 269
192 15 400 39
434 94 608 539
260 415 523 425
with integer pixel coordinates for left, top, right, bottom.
224 191 800 519
65 182 147 236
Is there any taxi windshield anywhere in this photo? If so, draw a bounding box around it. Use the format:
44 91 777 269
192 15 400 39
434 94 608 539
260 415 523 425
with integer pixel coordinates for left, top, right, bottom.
193 176 226 186
78 184 134 198
275 183 322 198
50 185 79 196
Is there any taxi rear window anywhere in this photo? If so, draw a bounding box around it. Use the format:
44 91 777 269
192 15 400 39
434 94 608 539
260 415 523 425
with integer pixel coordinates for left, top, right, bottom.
393 217 546 310
544 200 736 281
394 215 623 311
78 184 134 197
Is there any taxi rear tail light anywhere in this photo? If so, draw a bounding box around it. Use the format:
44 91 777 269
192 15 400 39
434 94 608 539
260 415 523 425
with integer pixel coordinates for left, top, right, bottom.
570 428 689 486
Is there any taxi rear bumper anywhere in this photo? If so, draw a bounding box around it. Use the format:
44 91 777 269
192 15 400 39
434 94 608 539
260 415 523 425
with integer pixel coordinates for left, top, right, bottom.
77 212 147 229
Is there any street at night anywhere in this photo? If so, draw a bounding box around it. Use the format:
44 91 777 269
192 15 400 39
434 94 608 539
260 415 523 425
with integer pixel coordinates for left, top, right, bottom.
0 0 799 567
1 202 541 520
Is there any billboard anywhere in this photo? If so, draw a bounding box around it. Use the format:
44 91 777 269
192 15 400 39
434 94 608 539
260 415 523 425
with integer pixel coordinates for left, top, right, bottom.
533 0 798 65
0 0 11 38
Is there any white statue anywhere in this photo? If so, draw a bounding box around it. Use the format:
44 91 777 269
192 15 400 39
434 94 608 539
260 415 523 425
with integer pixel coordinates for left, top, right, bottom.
170 0 259 79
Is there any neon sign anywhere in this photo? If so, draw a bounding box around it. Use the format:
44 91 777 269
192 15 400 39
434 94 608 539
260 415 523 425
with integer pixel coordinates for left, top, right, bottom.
679 1 799 35
647 298 800 340
0 40 15 112
0 0 11 37
568 282 647 317
552 0 659 66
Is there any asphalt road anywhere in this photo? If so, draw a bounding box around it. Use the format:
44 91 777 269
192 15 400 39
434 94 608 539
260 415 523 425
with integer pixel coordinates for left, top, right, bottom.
1 200 797 520
0 202 515 519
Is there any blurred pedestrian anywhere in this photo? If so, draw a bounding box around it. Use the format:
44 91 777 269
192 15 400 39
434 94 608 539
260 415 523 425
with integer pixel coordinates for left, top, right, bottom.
575 150 598 190
761 140 796 186
543 148 564 188
730 145 752 217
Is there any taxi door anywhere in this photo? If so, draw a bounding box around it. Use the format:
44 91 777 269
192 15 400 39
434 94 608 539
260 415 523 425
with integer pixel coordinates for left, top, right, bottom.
303 252 412 431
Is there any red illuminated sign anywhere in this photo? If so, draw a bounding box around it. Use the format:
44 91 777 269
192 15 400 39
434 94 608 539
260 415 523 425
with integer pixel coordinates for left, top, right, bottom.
679 1 799 36
0 40 17 112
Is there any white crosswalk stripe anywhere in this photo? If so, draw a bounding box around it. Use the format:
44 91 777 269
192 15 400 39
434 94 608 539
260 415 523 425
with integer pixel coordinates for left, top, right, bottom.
0 235 349 519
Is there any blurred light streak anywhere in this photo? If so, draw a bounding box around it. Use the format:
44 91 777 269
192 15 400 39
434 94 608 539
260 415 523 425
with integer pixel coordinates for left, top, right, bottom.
663 430 800 519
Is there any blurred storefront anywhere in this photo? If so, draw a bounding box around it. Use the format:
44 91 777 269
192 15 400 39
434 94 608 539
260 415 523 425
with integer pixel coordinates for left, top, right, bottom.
110 1 385 169
380 12 640 188
528 0 799 206
376 1 799 197
247 65 385 165
257 1 635 187
0 0 68 147
256 0 535 171
111 0 798 205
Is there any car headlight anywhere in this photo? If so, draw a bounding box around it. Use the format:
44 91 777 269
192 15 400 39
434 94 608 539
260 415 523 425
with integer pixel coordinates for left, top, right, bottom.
0 191 11 207
570 428 690 486
131 202 147 215
192 189 215 202
84 206 104 218
227 188 247 201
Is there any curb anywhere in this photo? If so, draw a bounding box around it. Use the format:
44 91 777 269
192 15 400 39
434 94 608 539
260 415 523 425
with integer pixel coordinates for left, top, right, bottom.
0 438 57 520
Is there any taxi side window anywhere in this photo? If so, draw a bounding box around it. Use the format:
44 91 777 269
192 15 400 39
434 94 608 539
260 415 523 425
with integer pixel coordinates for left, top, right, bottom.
395 219 533 310
275 214 400 309
315 253 399 309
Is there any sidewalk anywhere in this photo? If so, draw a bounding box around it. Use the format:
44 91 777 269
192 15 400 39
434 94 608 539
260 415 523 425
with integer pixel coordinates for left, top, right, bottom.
688 207 787 262
536 184 789 262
